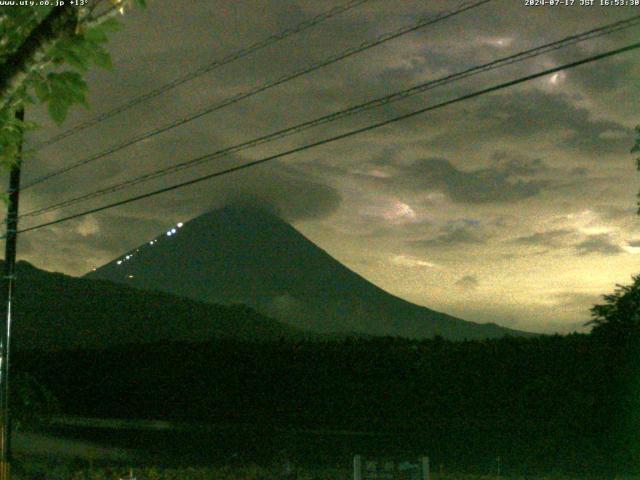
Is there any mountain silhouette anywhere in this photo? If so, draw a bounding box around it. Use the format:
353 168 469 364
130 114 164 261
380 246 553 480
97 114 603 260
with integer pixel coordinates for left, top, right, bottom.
5 260 301 351
85 206 530 340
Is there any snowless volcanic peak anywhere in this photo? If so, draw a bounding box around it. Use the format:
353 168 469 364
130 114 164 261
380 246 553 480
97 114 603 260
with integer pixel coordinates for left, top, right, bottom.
86 205 532 340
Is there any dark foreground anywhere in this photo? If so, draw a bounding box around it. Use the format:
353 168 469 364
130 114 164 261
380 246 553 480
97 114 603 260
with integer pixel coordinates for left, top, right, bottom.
11 330 640 478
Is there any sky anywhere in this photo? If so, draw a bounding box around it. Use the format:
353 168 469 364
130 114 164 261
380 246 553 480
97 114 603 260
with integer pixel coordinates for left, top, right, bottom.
8 0 640 334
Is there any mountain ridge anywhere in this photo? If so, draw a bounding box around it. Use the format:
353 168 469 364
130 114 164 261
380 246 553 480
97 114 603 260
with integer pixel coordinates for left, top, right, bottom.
85 205 532 340
4 259 306 351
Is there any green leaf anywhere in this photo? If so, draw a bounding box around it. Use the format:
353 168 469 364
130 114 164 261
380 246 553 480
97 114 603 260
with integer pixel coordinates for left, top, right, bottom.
57 45 90 71
41 72 89 118
84 27 109 44
100 18 123 33
50 85 78 105
48 99 68 125
56 71 86 89
34 80 50 102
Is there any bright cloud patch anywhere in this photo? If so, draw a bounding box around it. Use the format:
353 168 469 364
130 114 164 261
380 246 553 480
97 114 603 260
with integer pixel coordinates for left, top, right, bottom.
392 254 435 268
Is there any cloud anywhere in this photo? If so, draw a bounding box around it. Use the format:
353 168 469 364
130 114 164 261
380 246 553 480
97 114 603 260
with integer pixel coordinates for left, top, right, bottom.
17 163 342 276
359 199 417 223
568 57 636 96
391 254 435 268
455 275 479 291
510 229 574 248
390 158 547 204
476 90 633 154
432 90 633 156
490 151 549 176
574 234 625 256
411 224 485 248
211 164 342 222
628 239 640 248
17 213 168 275
596 205 637 222
13 0 640 334
553 291 603 310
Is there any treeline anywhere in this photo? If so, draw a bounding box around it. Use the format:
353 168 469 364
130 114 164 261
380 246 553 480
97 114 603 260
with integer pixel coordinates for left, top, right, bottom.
13 331 640 475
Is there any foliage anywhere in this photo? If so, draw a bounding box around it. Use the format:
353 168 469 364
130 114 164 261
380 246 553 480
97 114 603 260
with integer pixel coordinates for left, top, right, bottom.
0 1 146 170
588 274 640 341
0 108 29 170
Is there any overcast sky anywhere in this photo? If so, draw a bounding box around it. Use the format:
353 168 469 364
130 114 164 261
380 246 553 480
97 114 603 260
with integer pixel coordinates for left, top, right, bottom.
10 0 640 334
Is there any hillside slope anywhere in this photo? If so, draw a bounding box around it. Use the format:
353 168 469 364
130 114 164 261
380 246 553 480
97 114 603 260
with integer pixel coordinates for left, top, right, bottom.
86 206 530 340
6 260 301 350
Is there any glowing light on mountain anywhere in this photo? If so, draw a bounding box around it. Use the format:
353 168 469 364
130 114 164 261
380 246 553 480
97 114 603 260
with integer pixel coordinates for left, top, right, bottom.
171 228 177 234
167 231 172 236
177 223 183 228
117 260 122 265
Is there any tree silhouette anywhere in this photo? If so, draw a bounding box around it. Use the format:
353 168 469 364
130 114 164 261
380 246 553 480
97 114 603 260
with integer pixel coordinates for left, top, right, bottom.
588 275 640 342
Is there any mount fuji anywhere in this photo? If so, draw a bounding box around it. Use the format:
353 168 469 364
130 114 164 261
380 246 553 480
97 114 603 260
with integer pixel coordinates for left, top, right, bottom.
85 206 530 340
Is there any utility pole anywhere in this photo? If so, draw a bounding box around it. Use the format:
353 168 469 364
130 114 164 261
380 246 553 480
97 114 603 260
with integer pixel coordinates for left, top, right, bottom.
0 107 24 480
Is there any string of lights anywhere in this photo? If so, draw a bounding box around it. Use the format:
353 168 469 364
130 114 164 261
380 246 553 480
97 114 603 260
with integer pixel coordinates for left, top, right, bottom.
19 14 640 220
20 0 493 190
28 0 376 152
11 39 640 238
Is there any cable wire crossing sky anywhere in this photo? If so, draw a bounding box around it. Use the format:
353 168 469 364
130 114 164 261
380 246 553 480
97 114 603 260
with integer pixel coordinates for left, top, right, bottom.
14 0 640 335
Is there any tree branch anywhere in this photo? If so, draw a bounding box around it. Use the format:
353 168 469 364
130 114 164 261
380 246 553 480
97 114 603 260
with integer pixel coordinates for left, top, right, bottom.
0 6 78 112
85 3 123 29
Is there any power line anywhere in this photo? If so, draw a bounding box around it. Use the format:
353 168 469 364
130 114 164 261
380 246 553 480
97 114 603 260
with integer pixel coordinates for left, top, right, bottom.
21 0 493 190
12 39 640 237
19 14 640 219
29 0 375 152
